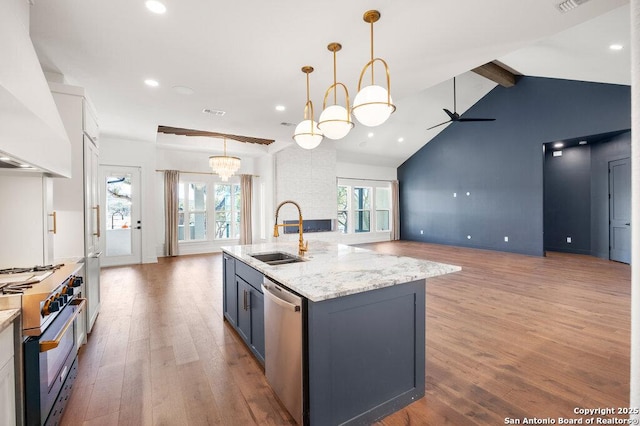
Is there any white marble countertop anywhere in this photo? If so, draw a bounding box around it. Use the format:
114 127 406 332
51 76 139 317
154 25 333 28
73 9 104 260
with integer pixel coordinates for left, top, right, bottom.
0 309 20 333
221 241 461 302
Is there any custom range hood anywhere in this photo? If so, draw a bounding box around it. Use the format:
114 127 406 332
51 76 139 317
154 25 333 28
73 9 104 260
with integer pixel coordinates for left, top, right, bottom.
0 0 71 177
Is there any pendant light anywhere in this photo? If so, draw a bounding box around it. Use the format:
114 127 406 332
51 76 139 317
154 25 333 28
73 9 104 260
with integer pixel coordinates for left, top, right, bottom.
318 43 354 140
293 66 323 150
352 10 396 127
209 138 241 181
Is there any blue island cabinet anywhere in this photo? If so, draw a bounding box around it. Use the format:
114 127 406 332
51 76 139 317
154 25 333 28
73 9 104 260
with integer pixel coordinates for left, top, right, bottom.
223 253 427 425
222 253 265 364
305 279 426 425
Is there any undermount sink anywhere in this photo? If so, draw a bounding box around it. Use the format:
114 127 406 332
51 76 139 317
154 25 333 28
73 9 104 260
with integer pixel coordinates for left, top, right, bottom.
248 252 305 265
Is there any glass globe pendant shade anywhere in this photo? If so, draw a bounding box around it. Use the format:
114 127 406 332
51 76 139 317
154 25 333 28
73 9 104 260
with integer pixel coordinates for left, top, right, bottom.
293 119 323 150
318 105 354 140
352 85 395 127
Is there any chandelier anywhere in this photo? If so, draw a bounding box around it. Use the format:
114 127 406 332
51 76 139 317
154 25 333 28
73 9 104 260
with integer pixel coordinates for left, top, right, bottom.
209 138 241 181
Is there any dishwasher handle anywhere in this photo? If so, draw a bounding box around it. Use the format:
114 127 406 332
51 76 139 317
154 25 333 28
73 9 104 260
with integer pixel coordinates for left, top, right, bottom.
262 283 301 312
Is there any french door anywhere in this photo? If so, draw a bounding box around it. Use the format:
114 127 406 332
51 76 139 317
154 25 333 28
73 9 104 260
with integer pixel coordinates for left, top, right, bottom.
100 165 142 266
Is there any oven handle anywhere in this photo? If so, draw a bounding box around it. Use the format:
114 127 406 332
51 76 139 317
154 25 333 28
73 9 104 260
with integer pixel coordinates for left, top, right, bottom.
39 298 87 352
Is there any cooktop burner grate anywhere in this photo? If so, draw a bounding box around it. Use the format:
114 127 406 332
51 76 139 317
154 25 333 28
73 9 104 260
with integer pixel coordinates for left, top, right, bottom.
0 264 64 275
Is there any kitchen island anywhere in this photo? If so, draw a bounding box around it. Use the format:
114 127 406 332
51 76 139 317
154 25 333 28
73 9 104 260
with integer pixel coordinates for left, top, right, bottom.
221 241 460 425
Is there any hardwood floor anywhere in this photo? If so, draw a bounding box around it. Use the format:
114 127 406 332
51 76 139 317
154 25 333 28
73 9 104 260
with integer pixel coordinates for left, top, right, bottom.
60 242 631 425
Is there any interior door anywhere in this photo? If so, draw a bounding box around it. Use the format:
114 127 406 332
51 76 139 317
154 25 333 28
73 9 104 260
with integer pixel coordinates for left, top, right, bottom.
609 158 631 264
100 165 142 266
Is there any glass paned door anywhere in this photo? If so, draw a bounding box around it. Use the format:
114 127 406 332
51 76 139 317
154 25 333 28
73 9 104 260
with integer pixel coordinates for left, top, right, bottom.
101 166 141 266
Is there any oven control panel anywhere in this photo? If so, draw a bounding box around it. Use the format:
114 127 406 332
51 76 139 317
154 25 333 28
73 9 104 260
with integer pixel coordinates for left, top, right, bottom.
41 275 83 317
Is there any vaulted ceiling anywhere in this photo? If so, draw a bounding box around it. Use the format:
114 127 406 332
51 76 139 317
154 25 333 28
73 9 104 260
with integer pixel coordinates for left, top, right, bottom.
30 0 630 167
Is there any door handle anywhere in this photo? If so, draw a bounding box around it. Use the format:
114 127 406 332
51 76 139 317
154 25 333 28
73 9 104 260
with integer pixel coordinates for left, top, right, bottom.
626 223 631 226
40 298 86 352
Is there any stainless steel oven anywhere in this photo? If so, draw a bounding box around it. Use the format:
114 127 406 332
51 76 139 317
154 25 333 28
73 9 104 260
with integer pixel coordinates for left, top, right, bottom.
0 263 85 426
24 297 85 426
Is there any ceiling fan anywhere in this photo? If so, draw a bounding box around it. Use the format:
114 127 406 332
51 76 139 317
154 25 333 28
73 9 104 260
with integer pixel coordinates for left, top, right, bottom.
427 77 496 130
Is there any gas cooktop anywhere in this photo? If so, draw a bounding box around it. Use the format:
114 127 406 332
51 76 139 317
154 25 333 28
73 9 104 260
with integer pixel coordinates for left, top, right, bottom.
0 264 64 275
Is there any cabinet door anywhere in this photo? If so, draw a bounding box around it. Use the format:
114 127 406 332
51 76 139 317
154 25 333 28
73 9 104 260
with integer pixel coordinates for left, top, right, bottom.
223 254 237 325
237 278 252 344
0 357 16 426
250 289 265 362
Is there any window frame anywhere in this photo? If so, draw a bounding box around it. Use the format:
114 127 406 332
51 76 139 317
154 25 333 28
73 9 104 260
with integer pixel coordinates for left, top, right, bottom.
177 176 242 245
178 181 208 242
337 178 393 236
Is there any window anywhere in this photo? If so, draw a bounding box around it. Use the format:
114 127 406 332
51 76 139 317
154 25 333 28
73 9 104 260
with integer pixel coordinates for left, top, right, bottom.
337 185 349 233
178 180 242 243
337 179 392 235
375 187 390 231
178 182 207 241
354 187 371 233
214 183 241 240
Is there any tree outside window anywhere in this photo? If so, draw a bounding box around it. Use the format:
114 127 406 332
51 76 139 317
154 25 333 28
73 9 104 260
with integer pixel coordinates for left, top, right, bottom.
337 185 349 233
214 183 241 239
354 187 371 233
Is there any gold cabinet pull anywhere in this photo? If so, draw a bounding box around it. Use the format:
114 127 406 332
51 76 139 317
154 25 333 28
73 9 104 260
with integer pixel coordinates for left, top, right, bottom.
48 211 57 234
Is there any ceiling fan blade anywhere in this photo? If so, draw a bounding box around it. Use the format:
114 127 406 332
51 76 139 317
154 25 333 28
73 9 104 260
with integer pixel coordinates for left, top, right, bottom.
427 119 452 130
457 118 496 122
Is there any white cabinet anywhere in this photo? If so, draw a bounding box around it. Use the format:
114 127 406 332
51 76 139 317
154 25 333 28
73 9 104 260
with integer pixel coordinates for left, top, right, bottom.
50 83 101 334
0 323 16 426
0 173 55 269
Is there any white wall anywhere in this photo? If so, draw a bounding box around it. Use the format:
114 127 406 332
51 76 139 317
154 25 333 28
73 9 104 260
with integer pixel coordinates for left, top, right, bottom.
336 161 397 181
100 136 157 263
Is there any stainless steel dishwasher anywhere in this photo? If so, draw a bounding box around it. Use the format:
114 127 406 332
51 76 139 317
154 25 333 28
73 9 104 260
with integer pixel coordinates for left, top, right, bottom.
262 278 303 424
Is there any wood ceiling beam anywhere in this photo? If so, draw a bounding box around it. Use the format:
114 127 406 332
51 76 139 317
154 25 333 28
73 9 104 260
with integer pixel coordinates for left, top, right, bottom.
471 60 521 88
157 125 275 145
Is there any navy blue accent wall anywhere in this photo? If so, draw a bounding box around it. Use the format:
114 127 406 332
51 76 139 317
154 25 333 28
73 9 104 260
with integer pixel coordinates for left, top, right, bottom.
544 146 592 254
398 77 630 256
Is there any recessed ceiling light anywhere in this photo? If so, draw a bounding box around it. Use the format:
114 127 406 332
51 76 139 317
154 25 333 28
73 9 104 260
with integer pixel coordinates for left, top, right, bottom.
579 140 587 145
367 132 374 138
397 137 404 143
172 85 194 95
145 0 166 14
553 142 564 148
144 79 159 87
609 44 623 51
275 105 286 112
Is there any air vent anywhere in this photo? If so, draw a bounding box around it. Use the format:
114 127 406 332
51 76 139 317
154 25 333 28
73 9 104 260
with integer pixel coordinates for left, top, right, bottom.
202 108 226 116
556 0 589 13
280 122 295 127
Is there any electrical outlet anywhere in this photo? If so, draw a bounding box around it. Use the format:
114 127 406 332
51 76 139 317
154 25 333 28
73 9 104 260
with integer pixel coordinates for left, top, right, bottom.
504 236 509 242
566 236 572 243
420 230 424 235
